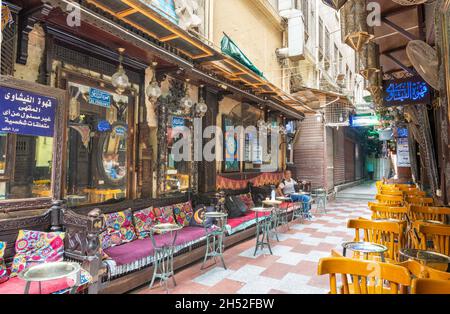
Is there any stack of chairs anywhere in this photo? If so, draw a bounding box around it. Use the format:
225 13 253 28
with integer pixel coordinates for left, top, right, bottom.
316 180 450 294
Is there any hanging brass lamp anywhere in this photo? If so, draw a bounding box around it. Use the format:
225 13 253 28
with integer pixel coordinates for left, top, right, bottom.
359 41 381 80
340 0 374 51
322 0 348 11
366 71 383 104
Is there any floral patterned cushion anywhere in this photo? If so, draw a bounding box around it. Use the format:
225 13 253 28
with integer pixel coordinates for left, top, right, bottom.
0 241 8 284
101 209 137 250
239 193 255 211
10 230 65 277
132 207 156 239
153 206 175 224
172 201 193 227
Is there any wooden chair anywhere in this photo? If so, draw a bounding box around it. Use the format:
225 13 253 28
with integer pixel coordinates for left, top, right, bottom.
347 219 405 262
396 260 450 281
418 224 450 256
317 257 411 294
368 202 408 221
406 196 434 206
411 278 450 294
403 189 426 197
375 194 403 206
409 205 450 224
380 190 404 197
396 184 416 189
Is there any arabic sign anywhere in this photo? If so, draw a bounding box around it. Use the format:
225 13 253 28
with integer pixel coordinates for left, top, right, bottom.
383 76 431 107
397 137 411 167
172 116 185 128
0 86 56 137
89 87 111 108
397 128 408 138
350 115 380 127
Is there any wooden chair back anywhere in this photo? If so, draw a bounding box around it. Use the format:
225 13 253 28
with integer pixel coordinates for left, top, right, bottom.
368 202 408 221
318 257 411 294
375 194 403 206
409 205 450 224
406 196 434 206
347 219 405 262
380 190 404 197
412 278 450 294
395 184 416 189
418 224 450 256
402 189 426 197
397 260 450 281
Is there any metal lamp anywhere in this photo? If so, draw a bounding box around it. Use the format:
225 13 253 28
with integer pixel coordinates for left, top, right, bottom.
146 62 162 99
111 48 129 94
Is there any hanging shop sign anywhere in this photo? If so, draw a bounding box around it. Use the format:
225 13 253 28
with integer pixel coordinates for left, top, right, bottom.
350 114 380 127
383 76 431 107
89 87 111 108
172 116 186 128
0 86 56 137
397 137 411 167
397 128 408 138
378 128 393 141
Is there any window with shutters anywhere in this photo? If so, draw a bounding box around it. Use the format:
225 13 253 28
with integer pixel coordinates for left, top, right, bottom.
1 3 19 75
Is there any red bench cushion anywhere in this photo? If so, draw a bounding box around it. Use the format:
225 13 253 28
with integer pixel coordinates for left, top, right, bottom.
0 269 92 294
104 226 207 266
227 211 269 229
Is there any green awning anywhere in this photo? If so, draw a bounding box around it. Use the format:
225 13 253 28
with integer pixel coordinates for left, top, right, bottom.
221 34 264 78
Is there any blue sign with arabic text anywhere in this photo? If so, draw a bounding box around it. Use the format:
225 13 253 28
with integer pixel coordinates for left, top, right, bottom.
383 76 431 107
89 87 111 108
0 86 56 137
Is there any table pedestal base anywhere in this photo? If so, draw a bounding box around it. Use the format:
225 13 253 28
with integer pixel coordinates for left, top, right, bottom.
201 231 226 270
149 247 176 293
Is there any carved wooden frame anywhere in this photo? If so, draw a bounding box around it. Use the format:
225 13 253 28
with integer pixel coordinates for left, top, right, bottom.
0 75 68 212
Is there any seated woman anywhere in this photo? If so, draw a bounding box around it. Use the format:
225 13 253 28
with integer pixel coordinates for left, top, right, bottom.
277 170 312 218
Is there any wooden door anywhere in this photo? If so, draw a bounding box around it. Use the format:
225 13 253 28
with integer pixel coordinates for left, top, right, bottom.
345 139 355 182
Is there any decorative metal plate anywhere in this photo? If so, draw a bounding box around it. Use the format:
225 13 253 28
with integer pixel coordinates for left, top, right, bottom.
18 262 80 282
400 249 450 264
342 241 388 254
262 200 282 206
152 223 183 232
250 207 273 213
204 212 228 218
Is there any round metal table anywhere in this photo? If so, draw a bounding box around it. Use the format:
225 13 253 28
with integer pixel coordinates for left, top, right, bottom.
251 207 274 256
148 223 183 293
263 199 285 239
400 248 450 271
201 212 228 270
342 241 388 262
18 261 81 294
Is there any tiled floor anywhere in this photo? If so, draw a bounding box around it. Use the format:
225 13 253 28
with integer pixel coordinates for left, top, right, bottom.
133 199 371 294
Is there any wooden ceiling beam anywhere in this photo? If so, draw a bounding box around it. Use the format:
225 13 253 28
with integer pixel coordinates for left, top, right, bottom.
381 45 407 55
381 17 420 41
384 53 416 75
382 5 418 18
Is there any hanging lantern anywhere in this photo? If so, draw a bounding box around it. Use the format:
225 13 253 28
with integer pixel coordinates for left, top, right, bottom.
340 0 374 52
195 85 208 117
69 97 80 121
322 0 348 11
106 105 118 124
359 41 380 80
111 48 129 94
366 71 383 105
146 62 162 100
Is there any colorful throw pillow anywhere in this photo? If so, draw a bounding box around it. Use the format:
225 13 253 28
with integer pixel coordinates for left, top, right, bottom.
0 241 8 284
239 193 255 211
132 207 156 239
190 205 216 228
10 230 65 277
101 209 137 249
173 201 193 227
153 206 175 224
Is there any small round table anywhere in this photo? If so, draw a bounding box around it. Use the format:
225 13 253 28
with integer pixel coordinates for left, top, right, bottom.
400 248 450 271
148 223 183 293
251 207 274 256
201 212 228 270
18 262 81 294
342 241 388 262
263 199 284 239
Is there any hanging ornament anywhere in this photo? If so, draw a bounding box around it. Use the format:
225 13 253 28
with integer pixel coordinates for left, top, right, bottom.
322 0 348 11
340 0 374 51
195 85 208 117
359 41 380 80
146 61 162 99
111 48 129 94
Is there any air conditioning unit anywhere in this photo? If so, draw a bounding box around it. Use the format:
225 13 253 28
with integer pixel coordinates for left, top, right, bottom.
277 1 305 61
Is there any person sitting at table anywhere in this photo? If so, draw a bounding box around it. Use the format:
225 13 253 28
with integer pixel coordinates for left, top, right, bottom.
277 170 312 219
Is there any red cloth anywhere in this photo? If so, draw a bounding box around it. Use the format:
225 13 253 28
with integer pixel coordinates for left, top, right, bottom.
227 211 270 229
0 276 76 294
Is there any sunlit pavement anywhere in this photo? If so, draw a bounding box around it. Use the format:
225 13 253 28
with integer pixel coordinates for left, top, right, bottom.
133 199 371 294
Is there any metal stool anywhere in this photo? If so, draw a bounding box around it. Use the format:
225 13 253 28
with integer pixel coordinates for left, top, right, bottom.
251 207 273 256
262 199 283 241
148 223 183 293
201 212 228 270
312 188 327 214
